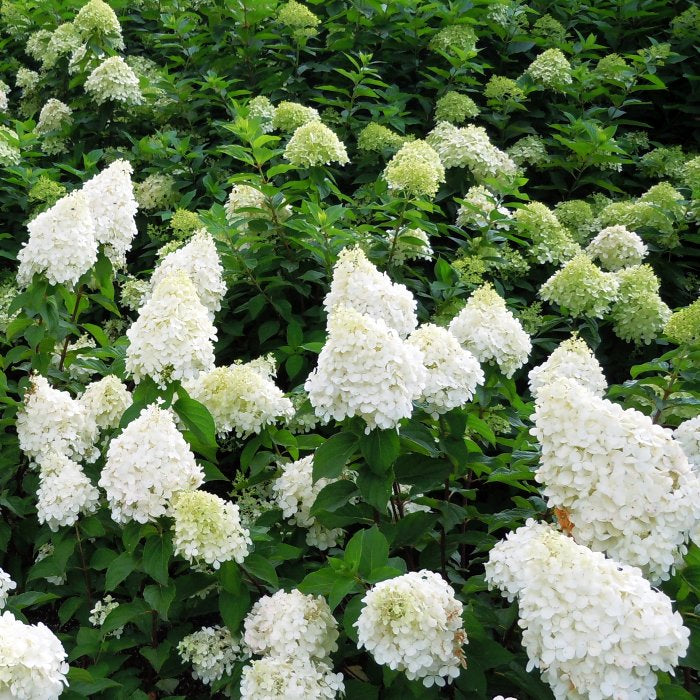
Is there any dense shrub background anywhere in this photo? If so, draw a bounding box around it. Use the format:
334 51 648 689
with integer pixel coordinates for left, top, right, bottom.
0 0 699 698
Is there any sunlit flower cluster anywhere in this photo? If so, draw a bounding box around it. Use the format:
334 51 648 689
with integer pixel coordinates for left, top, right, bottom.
383 139 445 198
284 121 349 167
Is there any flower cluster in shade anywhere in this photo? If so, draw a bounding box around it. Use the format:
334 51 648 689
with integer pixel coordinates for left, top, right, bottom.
99 403 204 524
84 56 142 106
383 139 445 198
427 122 517 185
225 183 292 234
272 455 343 550
675 415 700 469
513 201 580 265
434 91 479 124
609 264 671 344
241 590 344 698
0 569 16 610
585 225 647 271
356 570 467 687
89 595 123 638
385 228 432 264
456 185 512 229
0 611 69 700
449 284 531 378
485 520 690 700
184 360 293 438
357 123 411 153
665 298 700 345
178 626 246 686
524 48 572 89
531 377 700 582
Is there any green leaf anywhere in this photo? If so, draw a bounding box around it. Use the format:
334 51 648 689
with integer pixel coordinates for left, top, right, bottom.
102 599 150 635
105 552 136 591
394 455 452 491
390 511 436 548
310 480 359 515
219 588 250 633
243 553 278 587
356 468 393 512
359 429 400 475
345 526 390 579
173 390 218 461
142 534 173 586
143 582 176 621
313 432 358 481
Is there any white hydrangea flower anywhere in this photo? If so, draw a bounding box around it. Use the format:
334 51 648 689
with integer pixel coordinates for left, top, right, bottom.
407 324 484 417
528 335 606 400
284 121 349 168
178 626 244 686
148 229 225 317
99 403 204 524
84 56 142 105
16 190 98 289
88 595 123 638
427 122 517 184
456 185 512 229
271 455 343 550
240 656 344 700
532 377 700 582
586 225 647 271
356 570 466 687
16 374 98 465
448 285 531 378
306 306 427 432
674 415 700 468
35 99 72 135
79 375 132 430
493 696 517 700
80 159 138 268
244 589 339 660
0 569 16 610
324 247 417 338
248 95 275 132
0 610 69 700
169 489 251 568
36 451 100 531
485 520 690 700
184 361 293 437
126 271 217 387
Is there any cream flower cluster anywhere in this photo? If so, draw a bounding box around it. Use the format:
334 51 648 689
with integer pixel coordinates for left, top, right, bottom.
324 247 417 337
356 570 466 687
89 595 123 638
248 95 275 132
149 229 225 317
525 48 573 89
609 264 671 345
485 520 689 700
36 451 100 531
383 139 446 198
532 377 700 581
513 201 580 265
271 455 343 550
99 403 204 524
449 285 531 378
79 375 132 431
17 374 98 465
178 626 244 686
539 254 620 319
84 56 142 106
456 185 512 229
528 335 606 400
169 489 251 569
126 271 217 386
0 611 69 700
305 306 427 432
272 100 321 132
134 173 175 210
17 190 98 288
240 656 344 699
73 0 124 47
586 225 647 271
427 122 517 184
284 122 349 168
674 415 700 468
408 324 484 417
244 589 339 661
35 99 73 135
81 159 138 268
0 569 16 610
184 361 293 437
